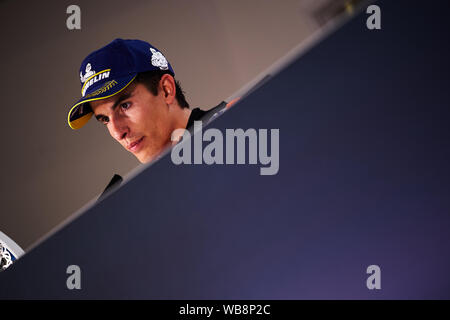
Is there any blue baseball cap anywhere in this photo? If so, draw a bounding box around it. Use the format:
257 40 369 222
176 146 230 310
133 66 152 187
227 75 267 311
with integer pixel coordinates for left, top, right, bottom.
67 38 175 130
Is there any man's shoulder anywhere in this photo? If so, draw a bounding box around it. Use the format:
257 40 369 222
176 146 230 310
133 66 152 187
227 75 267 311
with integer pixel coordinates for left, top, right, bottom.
185 101 227 130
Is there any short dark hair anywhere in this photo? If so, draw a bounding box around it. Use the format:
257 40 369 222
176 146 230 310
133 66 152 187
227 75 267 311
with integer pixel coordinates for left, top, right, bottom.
135 70 190 109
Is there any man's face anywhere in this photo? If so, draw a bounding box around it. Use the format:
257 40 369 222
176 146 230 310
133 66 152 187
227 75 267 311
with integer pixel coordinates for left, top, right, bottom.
90 81 175 163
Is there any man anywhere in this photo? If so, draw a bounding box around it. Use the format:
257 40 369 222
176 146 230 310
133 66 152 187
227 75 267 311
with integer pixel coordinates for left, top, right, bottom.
68 38 237 163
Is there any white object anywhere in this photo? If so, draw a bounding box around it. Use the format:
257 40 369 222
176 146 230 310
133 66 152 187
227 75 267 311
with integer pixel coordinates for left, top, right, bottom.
0 231 25 271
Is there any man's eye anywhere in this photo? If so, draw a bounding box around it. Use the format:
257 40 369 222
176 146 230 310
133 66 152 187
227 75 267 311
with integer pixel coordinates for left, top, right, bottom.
120 102 131 110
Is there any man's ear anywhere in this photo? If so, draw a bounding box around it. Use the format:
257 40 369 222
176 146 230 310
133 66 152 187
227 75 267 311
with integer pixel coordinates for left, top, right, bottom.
160 74 176 105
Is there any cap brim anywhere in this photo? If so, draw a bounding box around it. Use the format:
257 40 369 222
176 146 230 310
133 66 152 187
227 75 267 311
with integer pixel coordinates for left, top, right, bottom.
67 73 137 130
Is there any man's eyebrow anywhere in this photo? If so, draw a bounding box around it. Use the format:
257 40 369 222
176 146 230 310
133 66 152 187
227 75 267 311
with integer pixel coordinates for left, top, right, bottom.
94 91 133 121
111 91 133 111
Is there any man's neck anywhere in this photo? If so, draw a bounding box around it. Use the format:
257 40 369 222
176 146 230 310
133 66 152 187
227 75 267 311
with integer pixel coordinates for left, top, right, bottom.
169 106 192 144
177 107 192 129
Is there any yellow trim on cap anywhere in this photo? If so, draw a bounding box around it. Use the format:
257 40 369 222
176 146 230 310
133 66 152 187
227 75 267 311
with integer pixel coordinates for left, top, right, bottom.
81 69 111 96
68 75 137 130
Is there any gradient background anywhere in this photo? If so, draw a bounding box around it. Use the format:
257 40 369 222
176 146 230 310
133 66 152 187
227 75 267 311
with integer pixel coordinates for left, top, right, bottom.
0 0 332 250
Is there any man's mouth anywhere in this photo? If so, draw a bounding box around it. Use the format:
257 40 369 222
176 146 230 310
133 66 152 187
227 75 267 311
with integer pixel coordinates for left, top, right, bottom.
127 137 145 153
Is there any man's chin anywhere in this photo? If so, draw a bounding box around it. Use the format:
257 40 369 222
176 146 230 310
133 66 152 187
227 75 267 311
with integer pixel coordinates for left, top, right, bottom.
134 149 161 164
135 152 153 164
133 143 172 164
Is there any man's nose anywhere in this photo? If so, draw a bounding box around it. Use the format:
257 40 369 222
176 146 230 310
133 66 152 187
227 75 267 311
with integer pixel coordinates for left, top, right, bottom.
109 117 128 141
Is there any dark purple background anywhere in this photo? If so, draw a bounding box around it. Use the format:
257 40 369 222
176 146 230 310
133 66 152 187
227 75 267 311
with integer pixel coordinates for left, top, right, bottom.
1 0 450 299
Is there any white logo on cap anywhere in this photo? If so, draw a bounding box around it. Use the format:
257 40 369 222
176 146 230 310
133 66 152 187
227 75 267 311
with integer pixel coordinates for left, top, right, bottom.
81 69 111 97
80 63 96 83
150 48 169 70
